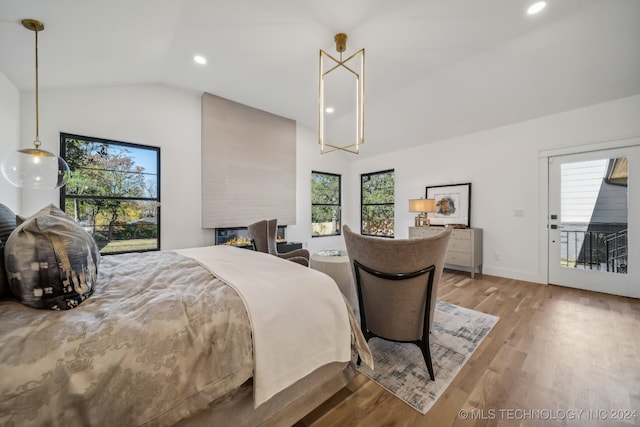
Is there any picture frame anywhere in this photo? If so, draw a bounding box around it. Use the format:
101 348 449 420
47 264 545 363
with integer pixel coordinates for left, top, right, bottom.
425 183 471 227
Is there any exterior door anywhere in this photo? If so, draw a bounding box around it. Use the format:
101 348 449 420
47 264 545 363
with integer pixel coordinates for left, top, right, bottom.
548 145 639 298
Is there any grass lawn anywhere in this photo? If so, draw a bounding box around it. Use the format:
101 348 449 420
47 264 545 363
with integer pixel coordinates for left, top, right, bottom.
100 239 158 254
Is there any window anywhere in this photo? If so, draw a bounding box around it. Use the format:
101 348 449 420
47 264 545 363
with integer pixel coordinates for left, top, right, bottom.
361 169 394 237
60 133 160 254
311 171 341 237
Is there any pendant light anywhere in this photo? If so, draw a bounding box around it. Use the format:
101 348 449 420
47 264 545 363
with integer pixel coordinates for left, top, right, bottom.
318 33 365 154
1 19 70 190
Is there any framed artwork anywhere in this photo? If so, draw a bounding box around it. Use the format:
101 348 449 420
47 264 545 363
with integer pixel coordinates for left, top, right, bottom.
425 183 471 227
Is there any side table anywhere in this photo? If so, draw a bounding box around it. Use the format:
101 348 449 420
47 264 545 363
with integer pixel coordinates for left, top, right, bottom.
310 250 358 315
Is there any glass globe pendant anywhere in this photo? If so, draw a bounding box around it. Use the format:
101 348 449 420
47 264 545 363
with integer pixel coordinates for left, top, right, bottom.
0 19 70 190
1 143 70 190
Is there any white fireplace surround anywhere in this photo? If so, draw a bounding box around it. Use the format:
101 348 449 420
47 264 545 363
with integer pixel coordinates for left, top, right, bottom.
201 92 297 228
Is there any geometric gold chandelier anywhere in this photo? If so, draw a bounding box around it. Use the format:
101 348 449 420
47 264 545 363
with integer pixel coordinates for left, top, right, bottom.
318 33 364 154
0 19 70 189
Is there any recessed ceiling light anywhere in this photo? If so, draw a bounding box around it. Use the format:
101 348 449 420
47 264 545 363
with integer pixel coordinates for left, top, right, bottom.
527 1 546 15
325 107 334 114
194 55 207 65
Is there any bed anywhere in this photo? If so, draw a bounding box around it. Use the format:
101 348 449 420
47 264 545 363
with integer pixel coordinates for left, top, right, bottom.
0 204 371 426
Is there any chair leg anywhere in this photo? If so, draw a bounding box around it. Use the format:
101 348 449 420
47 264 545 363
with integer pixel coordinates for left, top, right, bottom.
419 338 435 381
357 335 371 366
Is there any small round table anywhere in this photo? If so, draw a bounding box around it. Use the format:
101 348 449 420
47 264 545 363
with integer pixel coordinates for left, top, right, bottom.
310 250 358 315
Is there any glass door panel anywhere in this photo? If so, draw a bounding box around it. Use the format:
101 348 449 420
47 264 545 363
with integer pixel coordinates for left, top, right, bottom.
548 146 639 298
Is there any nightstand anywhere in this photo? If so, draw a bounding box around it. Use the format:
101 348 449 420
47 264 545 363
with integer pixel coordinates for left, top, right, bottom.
310 250 358 315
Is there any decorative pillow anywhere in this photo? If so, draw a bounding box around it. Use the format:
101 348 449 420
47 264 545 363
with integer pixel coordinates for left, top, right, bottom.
0 204 17 299
15 214 28 227
0 239 9 299
0 203 16 243
5 204 100 310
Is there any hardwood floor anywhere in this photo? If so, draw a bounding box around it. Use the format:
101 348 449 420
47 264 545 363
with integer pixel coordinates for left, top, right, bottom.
295 270 640 426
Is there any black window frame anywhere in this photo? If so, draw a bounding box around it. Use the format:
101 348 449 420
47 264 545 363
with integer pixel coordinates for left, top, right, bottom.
311 170 342 237
60 132 161 255
361 169 395 238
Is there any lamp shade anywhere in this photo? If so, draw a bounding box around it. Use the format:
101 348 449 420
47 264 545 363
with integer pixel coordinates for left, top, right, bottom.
408 198 436 213
1 148 71 190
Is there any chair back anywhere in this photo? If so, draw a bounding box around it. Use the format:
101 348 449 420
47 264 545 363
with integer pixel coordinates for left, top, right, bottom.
343 224 451 341
247 220 269 253
265 219 279 256
249 219 310 266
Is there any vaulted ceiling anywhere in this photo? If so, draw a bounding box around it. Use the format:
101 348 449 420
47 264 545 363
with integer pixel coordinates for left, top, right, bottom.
1 0 638 158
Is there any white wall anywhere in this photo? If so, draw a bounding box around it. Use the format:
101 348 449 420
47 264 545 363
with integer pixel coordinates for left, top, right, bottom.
0 70 20 212
14 82 640 285
287 125 352 254
15 83 354 253
18 84 206 250
346 95 640 284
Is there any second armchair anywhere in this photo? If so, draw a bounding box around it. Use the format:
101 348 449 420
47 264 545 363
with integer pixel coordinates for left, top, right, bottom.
247 219 310 267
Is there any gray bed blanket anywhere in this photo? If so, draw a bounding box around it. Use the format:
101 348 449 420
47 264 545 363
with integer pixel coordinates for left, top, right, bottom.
0 251 253 426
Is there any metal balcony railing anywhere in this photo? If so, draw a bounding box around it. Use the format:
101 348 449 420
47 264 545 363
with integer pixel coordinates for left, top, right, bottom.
560 227 627 274
605 229 627 273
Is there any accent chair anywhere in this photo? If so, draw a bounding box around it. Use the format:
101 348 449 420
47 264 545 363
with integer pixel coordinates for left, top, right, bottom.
247 219 310 267
342 224 451 380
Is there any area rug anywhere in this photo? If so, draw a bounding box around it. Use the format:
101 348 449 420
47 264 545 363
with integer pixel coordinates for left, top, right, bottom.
357 301 499 414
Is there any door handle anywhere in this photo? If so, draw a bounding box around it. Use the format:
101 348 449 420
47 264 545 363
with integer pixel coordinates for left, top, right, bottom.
550 224 558 229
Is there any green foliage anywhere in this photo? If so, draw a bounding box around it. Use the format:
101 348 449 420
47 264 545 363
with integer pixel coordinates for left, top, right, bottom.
311 172 341 236
361 171 394 204
311 173 340 204
312 205 338 222
361 170 395 236
62 136 159 250
65 139 147 199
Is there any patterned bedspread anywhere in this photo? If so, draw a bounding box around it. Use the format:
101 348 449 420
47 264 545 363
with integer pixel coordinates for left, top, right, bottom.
0 251 254 426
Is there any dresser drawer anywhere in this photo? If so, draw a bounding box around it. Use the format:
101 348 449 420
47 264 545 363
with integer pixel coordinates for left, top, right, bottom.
448 239 471 253
447 252 471 266
409 226 482 278
408 227 443 239
451 229 471 241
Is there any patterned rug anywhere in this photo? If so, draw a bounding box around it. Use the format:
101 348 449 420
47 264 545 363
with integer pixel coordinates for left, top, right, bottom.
357 301 499 414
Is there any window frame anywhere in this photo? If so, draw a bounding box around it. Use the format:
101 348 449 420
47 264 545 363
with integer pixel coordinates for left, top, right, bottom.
360 169 395 238
59 132 161 255
311 170 342 237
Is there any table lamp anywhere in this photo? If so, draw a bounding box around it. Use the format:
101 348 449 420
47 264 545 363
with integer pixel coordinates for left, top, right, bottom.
409 198 436 227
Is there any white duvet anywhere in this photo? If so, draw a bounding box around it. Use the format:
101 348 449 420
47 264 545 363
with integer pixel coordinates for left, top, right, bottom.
176 245 357 407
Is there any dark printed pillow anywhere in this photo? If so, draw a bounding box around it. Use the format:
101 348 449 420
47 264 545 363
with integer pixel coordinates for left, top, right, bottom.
0 203 16 244
0 239 9 299
0 204 17 299
15 214 27 227
5 204 100 310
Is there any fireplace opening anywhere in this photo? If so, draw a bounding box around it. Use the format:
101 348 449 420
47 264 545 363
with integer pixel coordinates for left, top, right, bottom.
215 226 302 252
215 226 286 248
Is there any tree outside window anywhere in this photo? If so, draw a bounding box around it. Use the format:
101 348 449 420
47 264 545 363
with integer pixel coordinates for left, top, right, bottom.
60 133 160 254
311 171 341 237
361 169 394 237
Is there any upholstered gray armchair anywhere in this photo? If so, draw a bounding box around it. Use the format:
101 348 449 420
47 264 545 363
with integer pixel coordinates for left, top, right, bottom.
247 219 310 267
342 224 451 380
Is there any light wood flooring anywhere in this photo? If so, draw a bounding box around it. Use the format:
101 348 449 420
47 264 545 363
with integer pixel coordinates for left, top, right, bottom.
295 270 640 426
